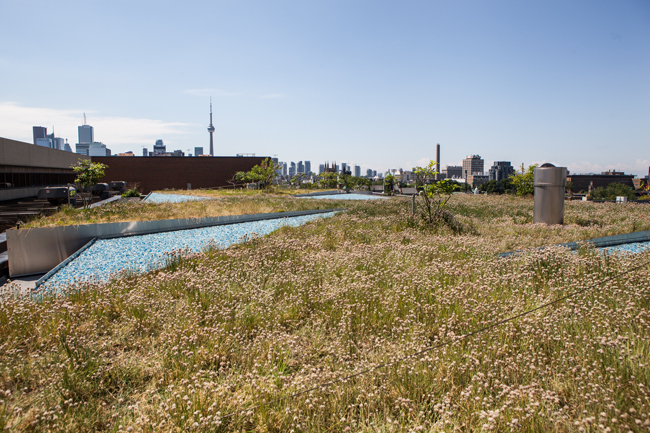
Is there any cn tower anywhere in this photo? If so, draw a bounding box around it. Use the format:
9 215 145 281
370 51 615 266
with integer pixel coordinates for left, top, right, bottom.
207 98 215 156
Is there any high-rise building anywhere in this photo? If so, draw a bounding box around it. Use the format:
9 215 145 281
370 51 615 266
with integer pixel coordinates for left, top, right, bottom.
442 165 463 179
319 164 325 174
488 161 514 182
36 138 52 148
195 147 204 157
354 165 361 177
87 142 111 156
207 99 215 156
33 126 47 145
153 139 166 155
282 162 288 176
366 169 372 177
78 125 94 144
462 155 484 179
304 161 311 175
289 162 296 177
297 161 304 174
143 147 149 157
341 163 347 174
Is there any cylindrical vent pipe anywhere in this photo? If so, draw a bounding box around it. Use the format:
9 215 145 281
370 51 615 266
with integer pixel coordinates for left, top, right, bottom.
533 163 567 225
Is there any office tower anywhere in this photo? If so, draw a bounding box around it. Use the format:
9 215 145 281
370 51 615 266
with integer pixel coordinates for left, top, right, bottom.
195 147 203 157
341 162 347 174
462 155 484 179
78 125 94 144
289 162 296 177
33 126 47 145
488 161 515 182
442 166 463 179
319 164 325 174
297 161 304 174
87 142 110 156
282 162 288 176
36 138 52 148
143 147 148 157
207 99 215 156
366 168 372 177
154 139 166 155
53 137 65 151
304 161 311 175
64 139 72 153
436 144 441 180
354 165 360 177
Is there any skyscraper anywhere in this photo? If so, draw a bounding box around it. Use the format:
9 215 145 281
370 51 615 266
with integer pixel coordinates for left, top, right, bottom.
33 126 47 145
195 147 203 157
78 125 94 145
354 165 360 177
297 161 305 174
462 155 484 179
319 164 325 174
207 99 215 157
304 161 311 175
143 147 149 157
154 139 166 155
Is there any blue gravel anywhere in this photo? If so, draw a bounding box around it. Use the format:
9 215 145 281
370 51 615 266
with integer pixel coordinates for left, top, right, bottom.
600 241 650 255
145 192 211 203
298 194 386 200
40 212 337 291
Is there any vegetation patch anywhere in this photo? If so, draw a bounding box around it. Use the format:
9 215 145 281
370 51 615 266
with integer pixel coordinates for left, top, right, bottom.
2 194 650 432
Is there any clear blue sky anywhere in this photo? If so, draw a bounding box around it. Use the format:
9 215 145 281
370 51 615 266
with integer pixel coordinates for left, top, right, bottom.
1 0 649 175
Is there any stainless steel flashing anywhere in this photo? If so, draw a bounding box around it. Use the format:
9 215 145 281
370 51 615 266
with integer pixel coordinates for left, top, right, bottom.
7 208 342 277
34 238 97 289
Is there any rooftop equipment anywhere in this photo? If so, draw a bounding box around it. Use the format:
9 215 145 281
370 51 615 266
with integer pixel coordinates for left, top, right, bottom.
533 163 567 225
37 186 77 207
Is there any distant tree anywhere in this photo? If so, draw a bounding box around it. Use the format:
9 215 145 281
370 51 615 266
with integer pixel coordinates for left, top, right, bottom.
509 164 537 196
592 183 636 201
71 158 107 207
236 158 280 191
384 173 395 194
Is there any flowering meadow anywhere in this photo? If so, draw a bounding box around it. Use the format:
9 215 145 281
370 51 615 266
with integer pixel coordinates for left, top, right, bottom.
1 194 650 432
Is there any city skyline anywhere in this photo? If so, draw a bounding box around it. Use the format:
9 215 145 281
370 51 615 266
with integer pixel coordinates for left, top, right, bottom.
1 1 648 175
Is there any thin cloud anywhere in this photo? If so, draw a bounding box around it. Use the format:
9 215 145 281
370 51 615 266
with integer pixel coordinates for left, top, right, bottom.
0 101 188 150
260 93 286 99
184 88 241 97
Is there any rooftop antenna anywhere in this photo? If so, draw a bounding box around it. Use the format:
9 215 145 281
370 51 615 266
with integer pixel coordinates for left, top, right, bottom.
83 113 86 125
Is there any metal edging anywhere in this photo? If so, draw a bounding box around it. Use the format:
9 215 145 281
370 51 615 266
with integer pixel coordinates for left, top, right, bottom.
142 192 153 201
88 195 122 209
498 229 650 258
34 237 98 290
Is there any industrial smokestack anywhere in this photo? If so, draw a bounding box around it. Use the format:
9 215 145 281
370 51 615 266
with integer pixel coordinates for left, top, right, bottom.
436 143 441 180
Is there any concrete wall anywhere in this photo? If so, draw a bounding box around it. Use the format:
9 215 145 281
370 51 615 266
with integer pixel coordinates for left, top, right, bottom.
0 137 89 201
92 156 267 193
0 137 89 169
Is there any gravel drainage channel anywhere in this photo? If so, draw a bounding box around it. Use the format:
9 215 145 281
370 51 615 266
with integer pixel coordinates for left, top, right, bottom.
499 230 650 258
295 192 387 200
143 192 211 203
36 210 339 292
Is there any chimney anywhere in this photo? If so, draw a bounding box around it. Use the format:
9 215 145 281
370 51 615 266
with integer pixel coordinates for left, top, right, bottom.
436 143 441 180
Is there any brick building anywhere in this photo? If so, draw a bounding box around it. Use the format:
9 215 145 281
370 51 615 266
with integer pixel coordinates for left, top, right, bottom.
566 171 635 193
92 156 267 194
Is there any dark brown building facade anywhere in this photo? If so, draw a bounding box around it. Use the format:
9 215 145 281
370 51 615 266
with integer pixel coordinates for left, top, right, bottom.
566 174 635 192
92 156 266 194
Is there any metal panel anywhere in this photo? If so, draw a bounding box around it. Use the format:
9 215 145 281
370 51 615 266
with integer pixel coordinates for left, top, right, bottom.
7 208 341 277
533 166 567 225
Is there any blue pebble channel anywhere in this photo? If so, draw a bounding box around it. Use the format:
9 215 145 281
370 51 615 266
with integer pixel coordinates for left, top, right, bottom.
40 212 337 291
144 192 211 203
298 194 386 201
599 241 650 255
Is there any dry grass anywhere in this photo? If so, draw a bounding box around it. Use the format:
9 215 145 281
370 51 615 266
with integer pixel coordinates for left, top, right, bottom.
2 194 650 432
21 191 342 229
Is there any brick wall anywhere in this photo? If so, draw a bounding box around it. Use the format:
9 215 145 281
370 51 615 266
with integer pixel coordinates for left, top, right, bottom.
92 156 267 194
